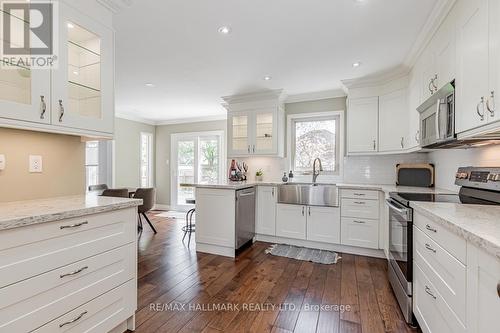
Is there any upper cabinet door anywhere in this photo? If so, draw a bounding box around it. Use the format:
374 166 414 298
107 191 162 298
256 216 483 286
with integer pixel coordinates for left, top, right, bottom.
455 0 489 133
408 71 422 149
347 97 379 154
253 110 277 155
434 7 458 90
488 0 499 124
228 112 252 156
379 89 409 152
51 3 114 134
0 10 50 124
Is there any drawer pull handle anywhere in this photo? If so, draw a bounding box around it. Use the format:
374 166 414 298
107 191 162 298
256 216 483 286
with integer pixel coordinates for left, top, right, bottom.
425 286 437 299
60 266 88 278
353 220 366 224
425 224 437 233
59 311 88 328
60 221 88 229
353 201 366 205
497 282 500 298
425 243 437 253
353 193 366 196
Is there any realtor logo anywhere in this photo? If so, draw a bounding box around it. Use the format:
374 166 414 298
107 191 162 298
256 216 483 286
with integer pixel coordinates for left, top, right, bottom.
1 1 58 68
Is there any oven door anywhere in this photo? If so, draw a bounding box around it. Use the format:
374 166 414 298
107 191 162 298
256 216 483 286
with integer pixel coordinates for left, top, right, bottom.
386 198 412 294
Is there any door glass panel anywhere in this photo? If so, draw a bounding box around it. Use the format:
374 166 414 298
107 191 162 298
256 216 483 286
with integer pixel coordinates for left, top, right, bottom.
199 136 220 184
0 9 31 104
67 22 101 118
255 113 273 151
232 115 248 151
177 140 195 205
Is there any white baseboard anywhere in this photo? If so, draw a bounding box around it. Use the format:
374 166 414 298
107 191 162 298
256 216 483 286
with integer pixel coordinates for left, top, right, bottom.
255 234 386 259
196 243 235 258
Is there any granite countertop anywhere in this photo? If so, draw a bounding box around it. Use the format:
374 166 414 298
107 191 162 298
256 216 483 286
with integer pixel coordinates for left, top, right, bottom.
182 181 454 195
411 202 500 261
0 195 142 231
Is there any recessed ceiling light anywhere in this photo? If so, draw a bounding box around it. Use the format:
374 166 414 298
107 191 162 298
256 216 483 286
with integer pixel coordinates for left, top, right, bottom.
145 83 155 87
352 62 361 68
263 76 272 81
67 23 74 29
218 26 231 35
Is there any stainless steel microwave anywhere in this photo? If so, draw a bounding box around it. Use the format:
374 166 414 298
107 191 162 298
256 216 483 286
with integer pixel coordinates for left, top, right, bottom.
417 81 456 148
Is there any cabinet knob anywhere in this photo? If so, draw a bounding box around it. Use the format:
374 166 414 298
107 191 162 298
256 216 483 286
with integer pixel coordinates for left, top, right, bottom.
497 281 500 298
40 96 46 119
477 97 485 121
302 206 305 216
432 74 438 92
487 91 495 117
400 137 404 149
58 99 65 122
373 140 376 151
415 130 420 144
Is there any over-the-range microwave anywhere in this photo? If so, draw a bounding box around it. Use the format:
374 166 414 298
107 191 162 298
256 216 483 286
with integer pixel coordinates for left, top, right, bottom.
417 81 456 148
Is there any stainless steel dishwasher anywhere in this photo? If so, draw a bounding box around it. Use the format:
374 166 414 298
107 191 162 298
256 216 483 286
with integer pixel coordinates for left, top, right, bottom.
235 187 256 250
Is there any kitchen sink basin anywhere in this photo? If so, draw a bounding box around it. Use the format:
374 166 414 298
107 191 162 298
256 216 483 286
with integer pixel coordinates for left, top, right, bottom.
278 183 339 207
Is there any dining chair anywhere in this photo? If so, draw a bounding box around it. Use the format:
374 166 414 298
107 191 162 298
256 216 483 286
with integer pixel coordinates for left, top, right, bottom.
101 188 129 198
88 184 108 192
134 188 157 234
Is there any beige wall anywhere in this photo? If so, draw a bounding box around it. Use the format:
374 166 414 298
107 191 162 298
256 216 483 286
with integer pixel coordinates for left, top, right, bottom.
155 120 227 206
114 118 156 188
0 128 85 202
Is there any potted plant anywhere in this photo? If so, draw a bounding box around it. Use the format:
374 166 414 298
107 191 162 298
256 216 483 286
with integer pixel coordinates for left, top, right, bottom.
255 169 264 182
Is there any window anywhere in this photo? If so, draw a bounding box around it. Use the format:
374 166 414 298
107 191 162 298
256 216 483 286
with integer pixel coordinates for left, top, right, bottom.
289 112 342 176
85 141 99 189
140 132 153 187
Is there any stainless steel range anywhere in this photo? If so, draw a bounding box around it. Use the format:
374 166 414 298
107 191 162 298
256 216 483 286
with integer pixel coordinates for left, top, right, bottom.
386 167 500 324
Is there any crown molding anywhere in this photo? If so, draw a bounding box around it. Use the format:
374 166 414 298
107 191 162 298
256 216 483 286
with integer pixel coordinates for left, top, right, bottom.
115 112 157 126
221 89 286 104
155 114 227 126
341 65 411 91
285 89 346 104
96 0 133 13
403 0 457 68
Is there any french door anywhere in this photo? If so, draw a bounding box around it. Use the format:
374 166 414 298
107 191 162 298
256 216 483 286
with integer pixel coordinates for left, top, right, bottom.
171 131 225 210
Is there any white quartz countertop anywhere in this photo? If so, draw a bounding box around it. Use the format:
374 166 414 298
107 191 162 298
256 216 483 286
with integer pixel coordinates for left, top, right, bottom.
0 195 142 231
411 202 500 260
182 181 454 194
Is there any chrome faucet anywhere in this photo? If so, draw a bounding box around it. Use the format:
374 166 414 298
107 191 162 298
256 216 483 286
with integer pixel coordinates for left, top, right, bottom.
312 158 323 183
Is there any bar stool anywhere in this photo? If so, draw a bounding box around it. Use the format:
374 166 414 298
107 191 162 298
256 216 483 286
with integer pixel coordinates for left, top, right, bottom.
182 199 195 246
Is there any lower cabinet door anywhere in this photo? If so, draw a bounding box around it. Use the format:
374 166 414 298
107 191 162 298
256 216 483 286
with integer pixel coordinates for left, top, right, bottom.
256 186 277 236
306 206 340 244
341 217 379 249
276 204 306 240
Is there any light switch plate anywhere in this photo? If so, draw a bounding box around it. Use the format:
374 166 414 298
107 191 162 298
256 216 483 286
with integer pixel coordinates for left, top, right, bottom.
0 154 5 170
29 155 43 173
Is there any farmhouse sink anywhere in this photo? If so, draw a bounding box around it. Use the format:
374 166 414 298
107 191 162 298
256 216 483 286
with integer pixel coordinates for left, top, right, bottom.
277 183 339 207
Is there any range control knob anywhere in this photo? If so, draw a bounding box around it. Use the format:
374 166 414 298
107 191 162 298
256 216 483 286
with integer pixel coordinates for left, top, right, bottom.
456 172 469 179
488 173 500 181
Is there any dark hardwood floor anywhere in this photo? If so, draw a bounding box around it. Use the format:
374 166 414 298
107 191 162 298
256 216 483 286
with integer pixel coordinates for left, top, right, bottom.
132 212 418 333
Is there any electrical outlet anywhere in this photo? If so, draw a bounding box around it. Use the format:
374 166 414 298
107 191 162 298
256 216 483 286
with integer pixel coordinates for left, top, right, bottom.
0 154 5 171
29 155 43 173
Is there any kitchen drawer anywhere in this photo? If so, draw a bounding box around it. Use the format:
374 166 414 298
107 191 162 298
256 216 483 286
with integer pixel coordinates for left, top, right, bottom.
341 189 379 200
413 262 466 333
414 211 466 264
341 217 379 249
0 243 135 333
414 226 466 321
341 198 379 219
0 208 136 288
32 279 136 333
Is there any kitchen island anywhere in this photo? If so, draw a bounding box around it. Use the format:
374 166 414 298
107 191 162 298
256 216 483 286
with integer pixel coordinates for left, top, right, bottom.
0 195 142 333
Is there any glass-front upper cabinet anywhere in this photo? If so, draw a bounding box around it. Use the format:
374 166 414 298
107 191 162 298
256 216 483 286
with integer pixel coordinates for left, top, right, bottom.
0 7 50 124
52 2 114 134
254 111 276 154
228 113 251 155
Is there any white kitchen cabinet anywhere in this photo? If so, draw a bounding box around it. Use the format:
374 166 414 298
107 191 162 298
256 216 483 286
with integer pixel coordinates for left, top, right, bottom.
347 97 379 154
276 204 307 240
408 70 422 148
466 244 500 333
340 217 379 249
52 2 114 134
433 8 457 91
306 206 340 244
378 89 409 152
488 0 500 125
455 0 490 133
256 186 277 236
0 0 115 137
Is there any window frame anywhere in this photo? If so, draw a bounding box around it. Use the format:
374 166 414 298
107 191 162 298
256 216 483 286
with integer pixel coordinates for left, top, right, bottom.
140 132 154 188
287 110 344 181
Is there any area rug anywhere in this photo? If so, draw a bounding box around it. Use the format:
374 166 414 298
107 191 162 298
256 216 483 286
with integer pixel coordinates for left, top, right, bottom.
265 244 341 265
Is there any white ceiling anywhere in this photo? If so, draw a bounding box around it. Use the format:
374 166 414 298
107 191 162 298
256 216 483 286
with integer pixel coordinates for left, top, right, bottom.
113 0 437 123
